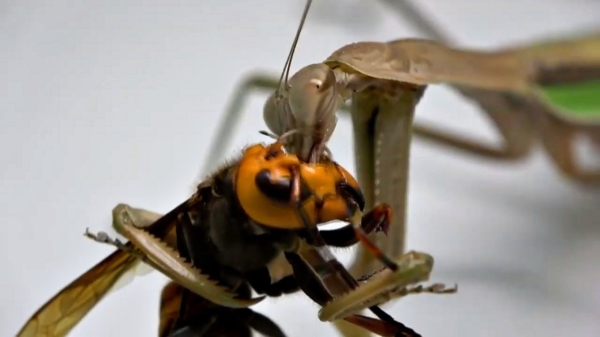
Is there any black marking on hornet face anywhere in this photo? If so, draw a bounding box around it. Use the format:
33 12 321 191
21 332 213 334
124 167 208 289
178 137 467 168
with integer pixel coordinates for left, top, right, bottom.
336 181 365 212
255 169 312 204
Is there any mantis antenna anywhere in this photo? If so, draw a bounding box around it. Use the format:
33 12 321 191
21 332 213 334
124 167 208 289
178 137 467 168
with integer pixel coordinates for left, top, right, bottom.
275 0 313 100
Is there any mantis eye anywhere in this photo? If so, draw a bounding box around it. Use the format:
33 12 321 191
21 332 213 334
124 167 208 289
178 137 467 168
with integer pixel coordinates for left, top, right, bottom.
310 78 323 89
263 93 284 136
288 64 338 130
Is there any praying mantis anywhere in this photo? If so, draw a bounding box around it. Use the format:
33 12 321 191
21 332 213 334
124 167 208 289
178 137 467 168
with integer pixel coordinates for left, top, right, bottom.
201 1 600 335
204 0 600 276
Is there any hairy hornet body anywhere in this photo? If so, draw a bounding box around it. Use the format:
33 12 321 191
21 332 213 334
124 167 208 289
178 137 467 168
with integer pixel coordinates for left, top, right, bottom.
18 141 444 337
155 144 363 336
143 142 406 336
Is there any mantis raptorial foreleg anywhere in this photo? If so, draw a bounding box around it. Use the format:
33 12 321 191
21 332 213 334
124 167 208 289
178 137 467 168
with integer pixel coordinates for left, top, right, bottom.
86 203 266 308
318 251 456 322
88 204 452 337
348 85 424 278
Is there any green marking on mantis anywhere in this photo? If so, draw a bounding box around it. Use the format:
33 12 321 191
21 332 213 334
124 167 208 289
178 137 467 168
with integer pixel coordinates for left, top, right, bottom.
540 80 600 119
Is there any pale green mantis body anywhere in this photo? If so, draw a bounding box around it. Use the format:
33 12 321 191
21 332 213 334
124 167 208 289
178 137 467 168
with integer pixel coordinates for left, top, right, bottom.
202 1 600 336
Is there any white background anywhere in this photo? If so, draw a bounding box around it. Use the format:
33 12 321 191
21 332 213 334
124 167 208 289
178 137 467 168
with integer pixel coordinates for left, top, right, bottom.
2 0 600 336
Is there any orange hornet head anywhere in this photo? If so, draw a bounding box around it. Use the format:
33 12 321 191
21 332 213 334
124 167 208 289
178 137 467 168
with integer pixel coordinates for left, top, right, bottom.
235 142 365 230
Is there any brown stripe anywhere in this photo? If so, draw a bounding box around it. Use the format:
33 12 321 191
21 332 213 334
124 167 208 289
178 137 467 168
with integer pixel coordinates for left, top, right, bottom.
535 64 600 86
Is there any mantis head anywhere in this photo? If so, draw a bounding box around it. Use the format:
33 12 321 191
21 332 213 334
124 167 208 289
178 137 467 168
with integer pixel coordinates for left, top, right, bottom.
263 63 340 162
262 0 340 162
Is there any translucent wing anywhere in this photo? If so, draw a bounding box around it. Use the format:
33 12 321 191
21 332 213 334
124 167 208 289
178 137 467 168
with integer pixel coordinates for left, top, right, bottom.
17 250 139 337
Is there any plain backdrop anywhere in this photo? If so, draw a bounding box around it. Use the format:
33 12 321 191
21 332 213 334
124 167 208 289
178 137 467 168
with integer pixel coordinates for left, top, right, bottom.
2 0 600 336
